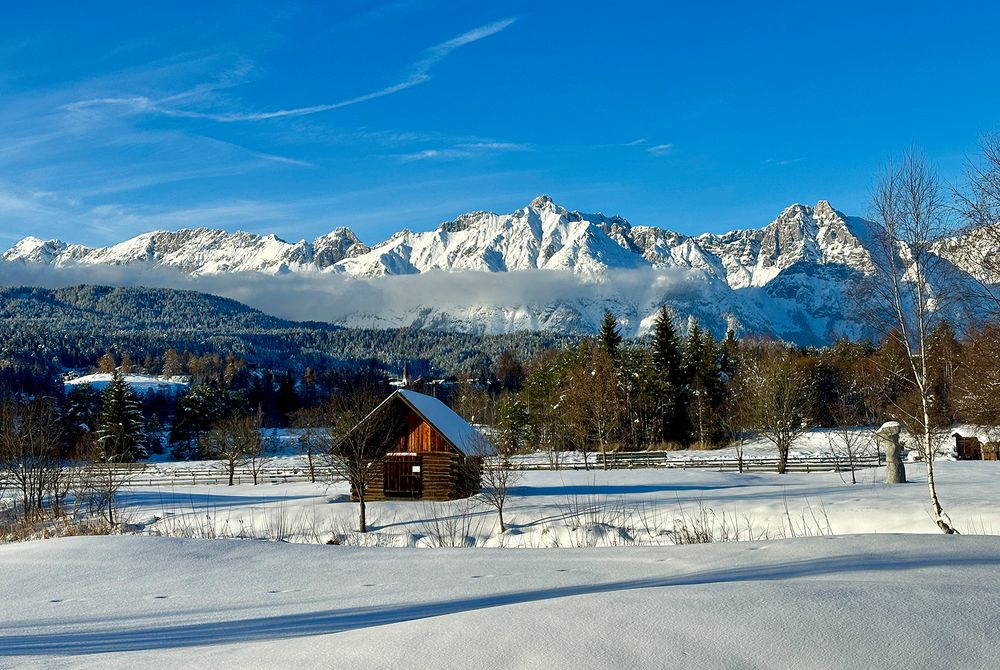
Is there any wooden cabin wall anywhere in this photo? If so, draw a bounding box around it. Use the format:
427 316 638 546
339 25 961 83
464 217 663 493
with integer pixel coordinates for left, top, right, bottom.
398 408 450 453
366 459 386 500
421 452 458 500
361 453 481 502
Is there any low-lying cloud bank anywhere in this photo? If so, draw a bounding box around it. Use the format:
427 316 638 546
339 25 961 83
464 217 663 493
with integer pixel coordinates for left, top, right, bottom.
0 262 726 335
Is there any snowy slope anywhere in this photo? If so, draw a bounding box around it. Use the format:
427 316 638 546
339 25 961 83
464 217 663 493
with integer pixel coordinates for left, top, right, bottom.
2 196 986 343
1 533 998 668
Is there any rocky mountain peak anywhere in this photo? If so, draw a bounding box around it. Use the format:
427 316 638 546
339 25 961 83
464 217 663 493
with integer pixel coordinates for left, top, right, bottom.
529 194 555 209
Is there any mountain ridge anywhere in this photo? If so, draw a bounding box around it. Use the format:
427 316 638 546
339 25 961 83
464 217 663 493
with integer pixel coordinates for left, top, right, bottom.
1 196 982 345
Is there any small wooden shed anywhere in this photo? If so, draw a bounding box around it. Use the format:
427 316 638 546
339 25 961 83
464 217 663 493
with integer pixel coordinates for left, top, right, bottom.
355 389 489 501
954 434 1000 461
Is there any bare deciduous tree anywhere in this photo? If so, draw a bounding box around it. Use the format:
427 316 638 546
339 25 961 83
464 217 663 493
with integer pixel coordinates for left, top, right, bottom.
474 435 520 533
326 389 401 533
720 374 752 473
201 412 266 486
563 345 621 470
826 400 876 485
0 399 63 522
868 151 958 533
739 341 813 474
291 407 331 483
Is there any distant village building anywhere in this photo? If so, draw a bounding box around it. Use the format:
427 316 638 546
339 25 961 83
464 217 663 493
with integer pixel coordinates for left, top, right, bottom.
351 389 489 501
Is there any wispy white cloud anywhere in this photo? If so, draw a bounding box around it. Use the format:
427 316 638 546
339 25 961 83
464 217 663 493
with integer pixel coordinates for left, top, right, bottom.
250 151 316 167
646 143 675 157
764 157 804 167
63 18 517 123
624 138 647 146
398 141 528 162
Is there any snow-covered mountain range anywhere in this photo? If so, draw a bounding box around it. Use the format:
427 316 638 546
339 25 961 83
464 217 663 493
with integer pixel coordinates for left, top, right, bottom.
1 196 977 344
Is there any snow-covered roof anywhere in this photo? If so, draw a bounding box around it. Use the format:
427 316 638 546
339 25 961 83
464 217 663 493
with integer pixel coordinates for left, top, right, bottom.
395 390 491 456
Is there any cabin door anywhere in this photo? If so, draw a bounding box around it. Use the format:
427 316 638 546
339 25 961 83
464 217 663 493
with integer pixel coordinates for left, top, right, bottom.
383 455 423 498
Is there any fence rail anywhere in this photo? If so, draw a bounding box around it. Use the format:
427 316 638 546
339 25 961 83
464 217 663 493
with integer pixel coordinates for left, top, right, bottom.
0 453 885 488
508 451 886 473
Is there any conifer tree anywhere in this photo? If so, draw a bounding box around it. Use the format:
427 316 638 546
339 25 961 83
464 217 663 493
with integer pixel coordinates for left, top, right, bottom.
95 370 146 462
62 383 101 456
682 321 722 446
598 311 623 362
650 307 685 443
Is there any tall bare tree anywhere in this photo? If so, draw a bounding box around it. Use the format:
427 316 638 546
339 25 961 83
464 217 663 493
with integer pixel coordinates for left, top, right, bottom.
869 151 958 533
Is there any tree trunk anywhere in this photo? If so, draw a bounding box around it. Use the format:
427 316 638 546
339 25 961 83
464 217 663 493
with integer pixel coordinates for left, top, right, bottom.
921 409 956 534
358 496 367 533
228 460 235 486
498 507 506 533
777 442 788 474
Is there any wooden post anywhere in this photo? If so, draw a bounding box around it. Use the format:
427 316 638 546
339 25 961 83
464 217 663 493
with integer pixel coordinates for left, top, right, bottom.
876 422 906 484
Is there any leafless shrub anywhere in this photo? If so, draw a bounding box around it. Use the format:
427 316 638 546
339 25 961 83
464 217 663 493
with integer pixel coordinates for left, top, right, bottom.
417 499 485 547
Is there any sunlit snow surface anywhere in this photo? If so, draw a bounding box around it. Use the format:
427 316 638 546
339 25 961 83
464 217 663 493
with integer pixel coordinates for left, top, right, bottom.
1 456 1000 668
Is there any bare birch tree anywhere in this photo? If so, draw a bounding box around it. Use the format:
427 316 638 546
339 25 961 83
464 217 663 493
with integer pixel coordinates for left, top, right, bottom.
868 151 959 533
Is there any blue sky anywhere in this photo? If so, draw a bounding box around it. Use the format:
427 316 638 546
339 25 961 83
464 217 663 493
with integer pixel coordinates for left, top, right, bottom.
2 1 999 247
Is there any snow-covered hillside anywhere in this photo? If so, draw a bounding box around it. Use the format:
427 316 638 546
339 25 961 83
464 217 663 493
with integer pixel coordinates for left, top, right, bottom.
2 196 984 343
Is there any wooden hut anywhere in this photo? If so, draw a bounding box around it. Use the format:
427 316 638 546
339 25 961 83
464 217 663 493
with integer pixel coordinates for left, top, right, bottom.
954 433 1000 461
352 389 489 501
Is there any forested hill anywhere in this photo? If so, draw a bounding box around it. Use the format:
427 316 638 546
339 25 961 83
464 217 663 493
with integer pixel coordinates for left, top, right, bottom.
0 284 571 377
0 285 304 332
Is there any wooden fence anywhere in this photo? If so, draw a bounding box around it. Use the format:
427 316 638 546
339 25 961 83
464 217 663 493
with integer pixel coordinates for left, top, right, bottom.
508 451 886 473
0 453 885 489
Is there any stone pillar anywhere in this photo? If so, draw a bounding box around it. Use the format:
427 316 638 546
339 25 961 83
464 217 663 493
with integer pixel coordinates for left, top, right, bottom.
876 421 906 484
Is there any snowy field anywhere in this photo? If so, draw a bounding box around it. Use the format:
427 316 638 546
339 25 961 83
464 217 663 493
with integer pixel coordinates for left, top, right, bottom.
2 533 999 668
114 461 1000 545
2 439 1000 668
